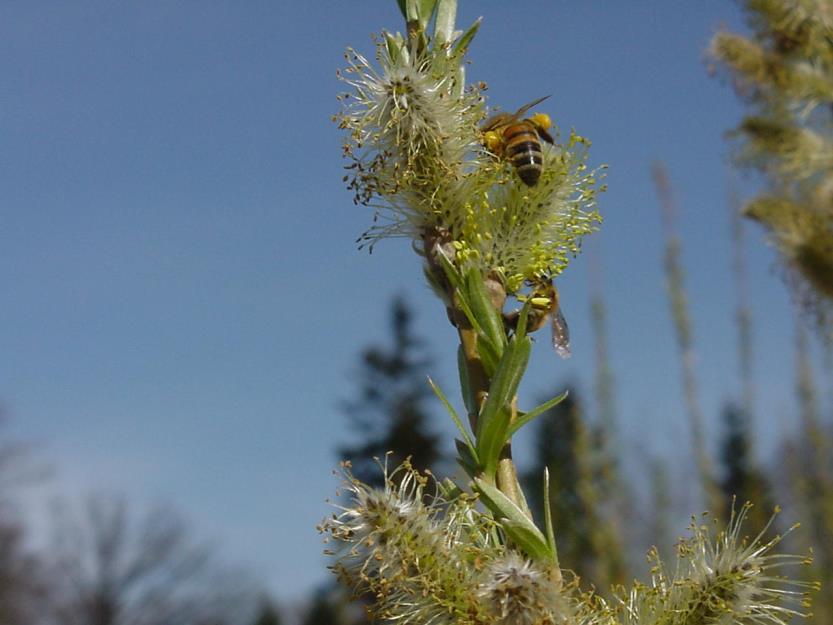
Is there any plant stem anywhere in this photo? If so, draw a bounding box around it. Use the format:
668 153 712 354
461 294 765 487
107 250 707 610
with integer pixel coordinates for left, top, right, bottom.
457 323 489 430
496 449 531 515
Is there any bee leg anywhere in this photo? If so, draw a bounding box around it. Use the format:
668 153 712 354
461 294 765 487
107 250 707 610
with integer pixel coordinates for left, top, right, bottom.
502 307 549 335
537 126 555 145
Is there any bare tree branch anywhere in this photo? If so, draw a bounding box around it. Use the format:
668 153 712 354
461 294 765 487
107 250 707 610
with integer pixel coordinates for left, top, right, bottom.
44 494 258 625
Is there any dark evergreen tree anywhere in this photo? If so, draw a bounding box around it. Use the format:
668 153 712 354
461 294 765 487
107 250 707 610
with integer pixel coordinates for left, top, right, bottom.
300 588 348 625
718 402 775 535
522 388 625 593
251 599 282 625
339 296 443 487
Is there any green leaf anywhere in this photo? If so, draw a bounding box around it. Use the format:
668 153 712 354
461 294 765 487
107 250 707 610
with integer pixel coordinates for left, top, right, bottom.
457 345 476 417
502 520 555 562
439 263 501 377
404 0 438 29
464 268 507 352
507 390 569 438
477 335 501 378
384 32 403 64
435 248 462 290
514 300 532 340
542 468 559 566
455 439 479 478
417 0 439 28
439 477 464 501
474 478 554 562
476 405 507 478
454 298 500 377
475 335 532 477
436 255 504 376
452 17 481 57
433 0 457 45
453 293 481 334
396 0 407 20
428 376 475 455
403 0 419 22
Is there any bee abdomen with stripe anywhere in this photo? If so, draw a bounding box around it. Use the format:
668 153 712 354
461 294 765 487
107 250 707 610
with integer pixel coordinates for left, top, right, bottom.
504 123 545 186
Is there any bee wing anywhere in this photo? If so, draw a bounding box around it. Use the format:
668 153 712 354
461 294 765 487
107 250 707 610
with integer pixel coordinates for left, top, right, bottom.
551 307 571 359
481 111 514 131
514 95 551 119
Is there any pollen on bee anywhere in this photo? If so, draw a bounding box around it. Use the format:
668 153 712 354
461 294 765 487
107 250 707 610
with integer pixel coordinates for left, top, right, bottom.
483 131 503 153
530 112 552 130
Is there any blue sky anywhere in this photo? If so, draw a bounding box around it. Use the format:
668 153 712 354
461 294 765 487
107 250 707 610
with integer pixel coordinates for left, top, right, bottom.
1 1 827 603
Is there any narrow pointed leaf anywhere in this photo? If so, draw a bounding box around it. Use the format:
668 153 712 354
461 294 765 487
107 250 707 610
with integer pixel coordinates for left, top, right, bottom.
436 257 501 374
435 248 462 290
457 345 476 417
439 477 464 501
404 0 420 22
475 336 532 476
455 439 479 477
474 478 553 562
452 293 500 377
433 0 457 45
507 390 569 438
453 291 480 333
452 17 481 57
476 334 500 377
418 0 439 27
464 268 507 351
501 520 555 562
384 32 402 64
542 468 559 565
428 376 475 453
514 300 532 340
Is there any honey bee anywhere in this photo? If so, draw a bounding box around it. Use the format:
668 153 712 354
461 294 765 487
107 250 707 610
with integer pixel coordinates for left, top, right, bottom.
504 278 571 359
534 280 571 359
481 96 555 186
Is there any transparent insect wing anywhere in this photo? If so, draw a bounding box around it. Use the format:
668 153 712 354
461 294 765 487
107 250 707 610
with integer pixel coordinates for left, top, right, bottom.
483 96 550 130
481 111 514 132
551 307 571 359
513 95 551 119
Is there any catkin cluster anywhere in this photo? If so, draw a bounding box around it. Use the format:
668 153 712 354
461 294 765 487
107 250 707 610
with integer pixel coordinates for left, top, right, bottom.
323 466 811 625
336 16 602 296
321 464 581 625
711 0 833 318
